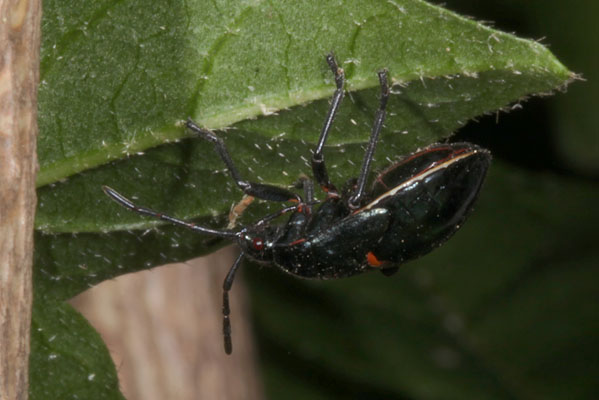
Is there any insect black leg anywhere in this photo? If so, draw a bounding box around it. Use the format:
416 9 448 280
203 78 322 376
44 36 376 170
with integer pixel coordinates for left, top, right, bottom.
348 69 390 209
301 177 315 204
311 54 345 197
103 186 238 238
252 204 302 227
222 252 244 355
296 176 315 215
186 119 301 203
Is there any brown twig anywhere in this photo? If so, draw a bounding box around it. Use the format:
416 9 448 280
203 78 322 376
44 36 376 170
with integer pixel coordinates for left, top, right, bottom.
0 0 41 399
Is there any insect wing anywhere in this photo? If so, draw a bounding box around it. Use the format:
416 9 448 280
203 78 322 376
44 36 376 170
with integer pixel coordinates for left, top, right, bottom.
367 143 491 264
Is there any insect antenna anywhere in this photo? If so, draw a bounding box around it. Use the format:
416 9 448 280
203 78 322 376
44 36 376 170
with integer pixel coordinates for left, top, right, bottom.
102 186 238 238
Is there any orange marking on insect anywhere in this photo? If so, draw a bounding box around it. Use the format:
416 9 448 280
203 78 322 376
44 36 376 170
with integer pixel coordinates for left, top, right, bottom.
366 251 384 267
289 238 306 246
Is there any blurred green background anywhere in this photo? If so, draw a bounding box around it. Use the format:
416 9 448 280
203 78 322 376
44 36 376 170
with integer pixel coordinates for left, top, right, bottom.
245 1 599 399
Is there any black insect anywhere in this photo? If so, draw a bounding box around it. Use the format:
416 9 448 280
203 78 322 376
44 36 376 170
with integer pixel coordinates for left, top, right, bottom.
104 54 491 354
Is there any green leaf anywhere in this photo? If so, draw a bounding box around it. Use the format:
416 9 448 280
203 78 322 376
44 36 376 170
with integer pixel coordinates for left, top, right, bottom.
30 300 124 400
36 0 573 233
37 0 571 188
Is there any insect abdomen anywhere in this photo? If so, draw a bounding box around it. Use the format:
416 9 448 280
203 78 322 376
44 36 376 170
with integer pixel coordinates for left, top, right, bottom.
274 208 390 279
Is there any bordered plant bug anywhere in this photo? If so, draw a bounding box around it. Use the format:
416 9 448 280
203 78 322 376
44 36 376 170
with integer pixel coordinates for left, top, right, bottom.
104 54 491 354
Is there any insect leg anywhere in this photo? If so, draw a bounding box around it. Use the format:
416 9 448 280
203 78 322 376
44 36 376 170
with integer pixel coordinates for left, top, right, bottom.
222 252 244 355
187 119 301 203
311 53 345 197
252 205 302 228
301 177 315 204
295 176 315 215
103 186 237 238
348 69 390 209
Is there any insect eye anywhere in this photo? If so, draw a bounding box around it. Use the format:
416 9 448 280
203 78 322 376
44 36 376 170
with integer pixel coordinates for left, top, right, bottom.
252 237 264 251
